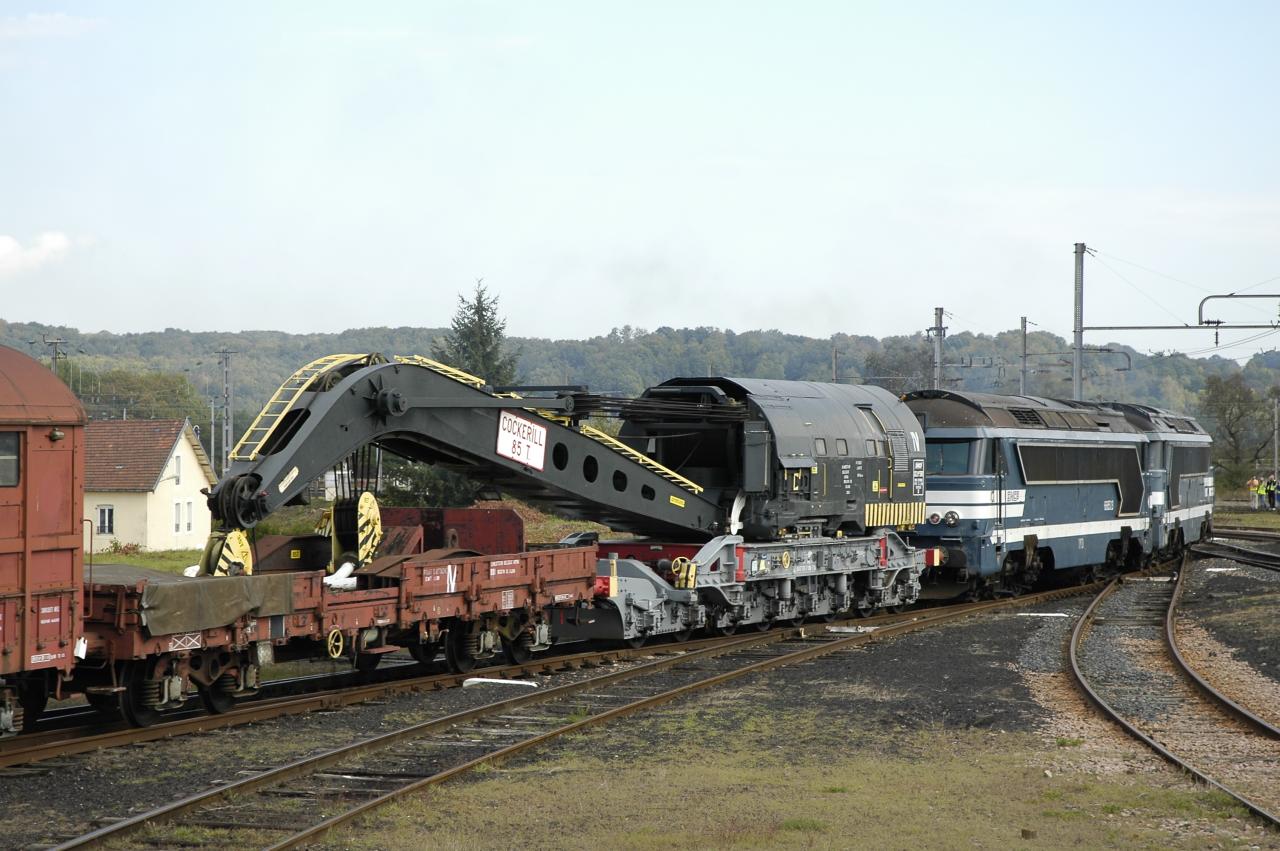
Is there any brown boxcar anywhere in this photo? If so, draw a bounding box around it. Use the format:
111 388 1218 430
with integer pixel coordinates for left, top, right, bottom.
0 345 85 731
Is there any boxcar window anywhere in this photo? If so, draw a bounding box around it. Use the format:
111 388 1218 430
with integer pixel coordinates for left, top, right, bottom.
925 439 974 474
835 438 848 456
814 438 827 456
0 433 17 486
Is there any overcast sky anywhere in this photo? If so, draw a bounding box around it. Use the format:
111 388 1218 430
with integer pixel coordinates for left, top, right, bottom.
2 3 1278 361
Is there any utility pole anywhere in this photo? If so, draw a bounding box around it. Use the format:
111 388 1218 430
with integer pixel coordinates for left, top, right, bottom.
216 349 236 475
929 307 947 390
1273 396 1277 479
209 396 218 477
30 333 68 373
1072 242 1085 400
1020 316 1028 395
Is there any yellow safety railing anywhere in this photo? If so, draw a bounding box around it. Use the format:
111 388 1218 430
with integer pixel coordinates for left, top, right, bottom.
579 425 704 495
230 353 383 462
392 355 486 388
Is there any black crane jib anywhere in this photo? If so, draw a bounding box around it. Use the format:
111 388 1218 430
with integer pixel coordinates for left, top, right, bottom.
207 358 727 540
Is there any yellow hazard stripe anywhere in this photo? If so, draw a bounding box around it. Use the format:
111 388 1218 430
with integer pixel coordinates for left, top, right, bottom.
865 501 925 528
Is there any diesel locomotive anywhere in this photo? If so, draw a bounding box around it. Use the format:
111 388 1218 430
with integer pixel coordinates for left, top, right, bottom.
902 390 1213 598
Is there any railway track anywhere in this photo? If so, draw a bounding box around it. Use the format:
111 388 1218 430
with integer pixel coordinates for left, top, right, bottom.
52 583 1094 849
0 640 694 771
1210 524 1280 544
1069 558 1280 830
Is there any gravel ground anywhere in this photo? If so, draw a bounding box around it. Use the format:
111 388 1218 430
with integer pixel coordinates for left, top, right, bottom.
315 592 1271 850
1180 551 1280 687
2 582 1273 850
1077 578 1184 726
0 655 655 849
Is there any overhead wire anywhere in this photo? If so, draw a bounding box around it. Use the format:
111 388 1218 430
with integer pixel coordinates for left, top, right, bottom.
1089 254 1190 326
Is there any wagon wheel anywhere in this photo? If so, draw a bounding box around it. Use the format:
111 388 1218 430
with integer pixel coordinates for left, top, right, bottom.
407 641 438 667
705 619 737 637
444 629 478 674
85 691 121 717
620 634 647 650
853 600 875 618
502 630 537 665
354 653 382 674
17 679 48 732
120 663 162 728
197 676 236 714
754 619 772 632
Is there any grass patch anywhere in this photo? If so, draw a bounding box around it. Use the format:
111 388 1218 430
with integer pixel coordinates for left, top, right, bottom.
325 725 1246 850
1055 736 1084 747
89 548 202 574
1214 509 1280 530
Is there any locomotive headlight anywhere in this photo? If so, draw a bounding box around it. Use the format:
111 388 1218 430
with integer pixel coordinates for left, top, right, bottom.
943 511 960 527
928 513 942 525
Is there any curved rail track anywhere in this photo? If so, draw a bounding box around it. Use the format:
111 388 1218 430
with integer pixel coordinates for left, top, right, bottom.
1069 558 1280 829
51 583 1095 849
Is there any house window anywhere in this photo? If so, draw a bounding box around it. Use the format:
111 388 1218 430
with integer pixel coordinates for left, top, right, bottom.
174 455 181 486
0 433 18 487
186 501 193 532
97 506 114 535
174 502 182 533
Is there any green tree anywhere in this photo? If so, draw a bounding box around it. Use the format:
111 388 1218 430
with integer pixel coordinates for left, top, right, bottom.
431 281 519 386
1197 373 1276 487
386 282 522 507
861 336 934 395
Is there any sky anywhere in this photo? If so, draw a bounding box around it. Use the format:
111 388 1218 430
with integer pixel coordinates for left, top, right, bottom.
2 2 1279 361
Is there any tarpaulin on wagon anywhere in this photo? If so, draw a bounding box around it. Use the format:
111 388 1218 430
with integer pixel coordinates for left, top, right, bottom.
89 564 295 636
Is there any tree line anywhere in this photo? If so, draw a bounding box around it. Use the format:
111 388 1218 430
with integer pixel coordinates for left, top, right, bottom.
4 291 1277 490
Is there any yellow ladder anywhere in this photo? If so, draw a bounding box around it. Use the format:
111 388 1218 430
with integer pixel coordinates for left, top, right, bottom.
230 354 383 462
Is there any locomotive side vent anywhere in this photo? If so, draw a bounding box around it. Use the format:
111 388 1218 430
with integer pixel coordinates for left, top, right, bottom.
887 431 910 472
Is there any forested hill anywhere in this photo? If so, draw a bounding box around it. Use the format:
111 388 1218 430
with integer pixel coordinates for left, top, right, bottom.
0 318 1257 421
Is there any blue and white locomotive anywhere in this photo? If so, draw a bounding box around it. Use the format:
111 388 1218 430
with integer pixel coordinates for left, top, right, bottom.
901 391 1212 598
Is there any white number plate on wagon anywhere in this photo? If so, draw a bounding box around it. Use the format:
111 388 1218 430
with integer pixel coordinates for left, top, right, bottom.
496 411 547 471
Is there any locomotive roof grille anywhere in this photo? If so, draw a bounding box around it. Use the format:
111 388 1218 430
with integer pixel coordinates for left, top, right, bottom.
1008 408 1044 426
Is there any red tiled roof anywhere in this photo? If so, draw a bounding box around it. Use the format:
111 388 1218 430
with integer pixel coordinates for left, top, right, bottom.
85 419 187 492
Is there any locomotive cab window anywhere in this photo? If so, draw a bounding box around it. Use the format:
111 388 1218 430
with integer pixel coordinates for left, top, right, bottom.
925 439 975 475
814 438 827 456
0 433 17 486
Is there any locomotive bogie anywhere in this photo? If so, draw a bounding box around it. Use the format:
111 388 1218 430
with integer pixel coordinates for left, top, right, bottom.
550 533 925 643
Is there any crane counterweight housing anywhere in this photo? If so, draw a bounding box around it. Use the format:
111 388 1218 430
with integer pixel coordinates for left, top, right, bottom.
618 377 928 540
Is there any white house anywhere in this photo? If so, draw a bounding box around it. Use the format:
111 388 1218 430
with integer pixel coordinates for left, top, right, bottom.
84 418 217 552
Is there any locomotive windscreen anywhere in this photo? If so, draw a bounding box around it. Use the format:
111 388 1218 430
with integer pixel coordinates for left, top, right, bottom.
926 439 974 474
